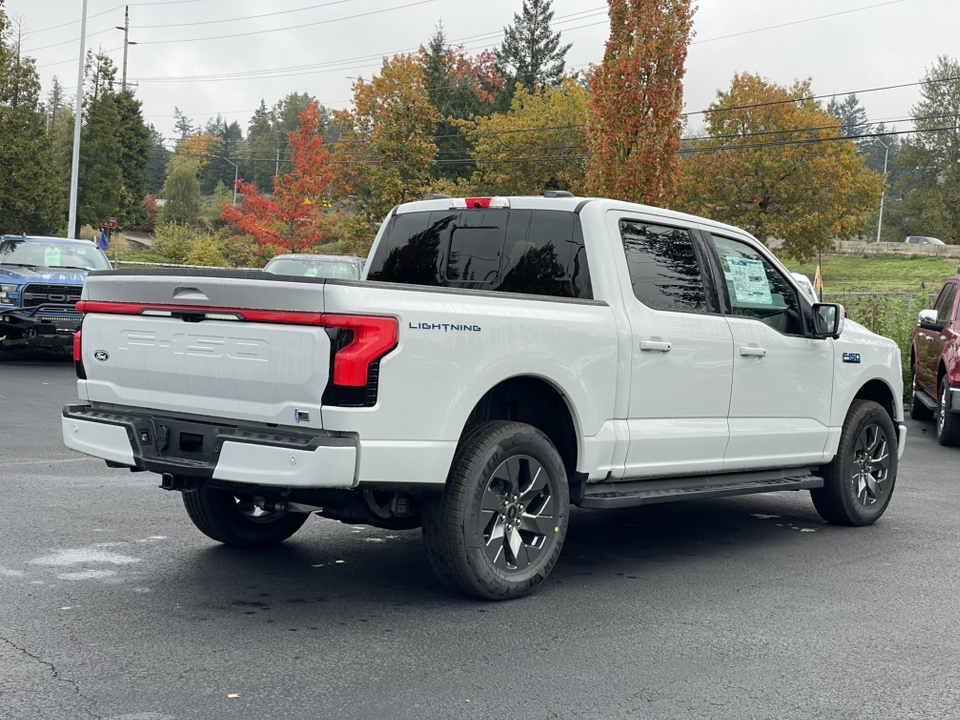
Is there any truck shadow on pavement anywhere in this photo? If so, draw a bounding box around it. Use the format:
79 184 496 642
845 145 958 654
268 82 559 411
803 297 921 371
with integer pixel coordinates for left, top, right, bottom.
145 490 843 613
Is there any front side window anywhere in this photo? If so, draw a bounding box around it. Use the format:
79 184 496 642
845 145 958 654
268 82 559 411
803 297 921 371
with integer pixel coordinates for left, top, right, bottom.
710 234 803 336
619 220 707 313
935 283 958 324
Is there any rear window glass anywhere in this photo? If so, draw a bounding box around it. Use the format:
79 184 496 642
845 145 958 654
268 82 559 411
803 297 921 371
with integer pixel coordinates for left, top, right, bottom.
366 209 591 299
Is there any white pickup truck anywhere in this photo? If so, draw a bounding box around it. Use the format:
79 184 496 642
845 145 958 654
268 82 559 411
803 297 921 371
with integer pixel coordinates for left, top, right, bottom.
62 194 906 599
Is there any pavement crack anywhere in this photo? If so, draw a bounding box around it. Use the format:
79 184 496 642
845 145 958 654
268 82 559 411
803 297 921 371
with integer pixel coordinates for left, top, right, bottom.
1 636 101 719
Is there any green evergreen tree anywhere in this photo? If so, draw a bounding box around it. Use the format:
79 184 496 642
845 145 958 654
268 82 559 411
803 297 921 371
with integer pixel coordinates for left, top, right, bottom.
898 56 960 243
75 51 123 237
243 93 335 191
202 115 243 194
827 94 870 141
244 99 275 190
115 89 150 229
173 106 195 139
0 12 60 234
421 24 498 181
494 0 571 108
144 124 170 196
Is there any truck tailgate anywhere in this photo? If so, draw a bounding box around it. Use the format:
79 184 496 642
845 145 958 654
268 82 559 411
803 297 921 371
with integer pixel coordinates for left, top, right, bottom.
77 271 331 428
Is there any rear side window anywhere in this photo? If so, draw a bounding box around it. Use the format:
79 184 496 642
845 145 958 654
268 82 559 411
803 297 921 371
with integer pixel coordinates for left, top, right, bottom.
367 209 591 299
619 220 707 313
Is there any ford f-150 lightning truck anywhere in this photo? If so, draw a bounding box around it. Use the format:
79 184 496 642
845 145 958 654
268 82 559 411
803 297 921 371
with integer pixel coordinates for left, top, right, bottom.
62 194 906 599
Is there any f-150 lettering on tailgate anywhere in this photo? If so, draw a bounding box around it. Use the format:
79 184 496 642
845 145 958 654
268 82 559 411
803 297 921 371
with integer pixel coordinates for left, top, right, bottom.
119 330 268 361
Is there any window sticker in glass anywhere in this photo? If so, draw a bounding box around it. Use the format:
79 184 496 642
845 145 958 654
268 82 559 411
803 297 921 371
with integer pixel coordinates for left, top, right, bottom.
44 246 61 266
725 257 773 305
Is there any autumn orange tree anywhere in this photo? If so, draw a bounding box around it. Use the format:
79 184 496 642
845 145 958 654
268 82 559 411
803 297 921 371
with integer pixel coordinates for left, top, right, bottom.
455 77 589 196
587 0 695 205
222 100 337 255
674 74 885 261
332 54 440 255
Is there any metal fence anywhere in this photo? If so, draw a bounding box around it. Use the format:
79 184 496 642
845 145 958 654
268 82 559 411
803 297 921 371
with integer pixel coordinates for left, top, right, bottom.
112 260 258 270
821 291 935 317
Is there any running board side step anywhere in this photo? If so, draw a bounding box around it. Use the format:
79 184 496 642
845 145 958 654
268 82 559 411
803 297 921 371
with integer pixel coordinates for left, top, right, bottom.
578 469 823 509
913 387 938 411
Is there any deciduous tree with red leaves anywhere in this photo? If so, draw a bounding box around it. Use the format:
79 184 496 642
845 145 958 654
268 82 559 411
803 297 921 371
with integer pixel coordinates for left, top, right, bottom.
587 0 695 206
222 100 337 255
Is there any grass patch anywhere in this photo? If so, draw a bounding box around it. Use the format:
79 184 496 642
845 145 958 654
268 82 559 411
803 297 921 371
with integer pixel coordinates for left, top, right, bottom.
782 253 957 293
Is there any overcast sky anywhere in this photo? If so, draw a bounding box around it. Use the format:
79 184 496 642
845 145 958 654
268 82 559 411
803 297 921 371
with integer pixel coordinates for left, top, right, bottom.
8 0 957 147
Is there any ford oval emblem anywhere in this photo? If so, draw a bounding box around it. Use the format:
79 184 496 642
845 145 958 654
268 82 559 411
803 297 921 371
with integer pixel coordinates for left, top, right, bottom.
94 350 109 362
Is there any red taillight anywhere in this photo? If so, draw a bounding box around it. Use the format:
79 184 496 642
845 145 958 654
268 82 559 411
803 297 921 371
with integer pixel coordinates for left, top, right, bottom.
75 301 398 388
76 300 144 315
73 328 86 379
450 197 510 210
324 315 398 387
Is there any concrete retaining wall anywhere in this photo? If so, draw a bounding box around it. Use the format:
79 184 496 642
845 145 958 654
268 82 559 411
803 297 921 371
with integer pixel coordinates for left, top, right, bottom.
831 240 960 259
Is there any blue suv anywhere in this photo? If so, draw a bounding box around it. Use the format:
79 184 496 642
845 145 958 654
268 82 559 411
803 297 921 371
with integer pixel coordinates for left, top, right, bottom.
0 235 111 349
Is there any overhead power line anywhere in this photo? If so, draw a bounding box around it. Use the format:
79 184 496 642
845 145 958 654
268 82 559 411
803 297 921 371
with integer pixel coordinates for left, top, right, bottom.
135 0 438 45
690 0 906 45
130 0 356 30
163 125 955 170
27 0 215 35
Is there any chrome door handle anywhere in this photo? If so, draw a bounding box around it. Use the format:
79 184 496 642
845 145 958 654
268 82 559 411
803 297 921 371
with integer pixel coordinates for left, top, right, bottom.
739 346 766 357
640 340 672 352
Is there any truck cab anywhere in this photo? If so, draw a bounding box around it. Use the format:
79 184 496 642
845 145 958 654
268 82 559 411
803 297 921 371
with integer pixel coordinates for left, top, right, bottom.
910 269 960 444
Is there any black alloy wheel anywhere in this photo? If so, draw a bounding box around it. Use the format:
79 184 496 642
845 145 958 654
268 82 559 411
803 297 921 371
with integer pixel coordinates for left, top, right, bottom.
422 421 569 600
811 400 897 526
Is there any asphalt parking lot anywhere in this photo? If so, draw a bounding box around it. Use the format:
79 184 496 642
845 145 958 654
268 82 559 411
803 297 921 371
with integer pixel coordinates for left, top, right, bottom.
2 350 960 720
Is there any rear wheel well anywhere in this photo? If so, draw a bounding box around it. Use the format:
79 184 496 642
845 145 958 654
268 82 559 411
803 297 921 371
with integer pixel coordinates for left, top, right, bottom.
462 377 578 479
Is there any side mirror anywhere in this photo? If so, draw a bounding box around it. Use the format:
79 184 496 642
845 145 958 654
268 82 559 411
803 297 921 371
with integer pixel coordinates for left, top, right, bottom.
918 308 942 331
812 303 844 339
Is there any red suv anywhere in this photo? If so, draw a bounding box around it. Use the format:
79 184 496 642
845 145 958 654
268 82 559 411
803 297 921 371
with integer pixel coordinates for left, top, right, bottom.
911 271 960 444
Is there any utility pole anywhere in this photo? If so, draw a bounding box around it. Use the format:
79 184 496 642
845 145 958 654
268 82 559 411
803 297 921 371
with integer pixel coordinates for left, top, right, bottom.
275 147 280 182
67 0 89 239
115 6 136 91
875 136 890 243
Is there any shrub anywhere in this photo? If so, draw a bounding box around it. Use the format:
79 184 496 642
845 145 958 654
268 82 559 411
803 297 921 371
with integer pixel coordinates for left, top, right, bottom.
152 222 199 263
183 236 229 267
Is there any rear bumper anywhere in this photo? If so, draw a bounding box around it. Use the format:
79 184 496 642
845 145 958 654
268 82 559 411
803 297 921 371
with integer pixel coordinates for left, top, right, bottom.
61 404 357 488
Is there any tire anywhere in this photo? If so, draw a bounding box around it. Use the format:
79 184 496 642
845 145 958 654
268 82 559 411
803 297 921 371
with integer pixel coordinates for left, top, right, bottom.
909 370 934 421
936 378 960 446
422 421 570 600
811 400 897 526
182 484 309 547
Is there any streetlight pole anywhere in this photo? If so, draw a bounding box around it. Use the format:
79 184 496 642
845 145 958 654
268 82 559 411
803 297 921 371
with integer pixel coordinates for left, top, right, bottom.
213 156 240 205
876 136 889 243
67 0 89 239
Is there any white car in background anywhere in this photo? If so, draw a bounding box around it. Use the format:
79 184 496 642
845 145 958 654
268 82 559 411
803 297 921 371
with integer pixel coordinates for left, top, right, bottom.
791 272 819 302
904 236 945 245
263 253 365 280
